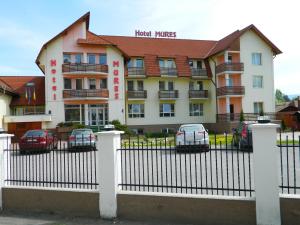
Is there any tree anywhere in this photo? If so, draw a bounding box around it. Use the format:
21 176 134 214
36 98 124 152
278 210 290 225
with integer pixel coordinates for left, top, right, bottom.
239 109 245 122
275 89 290 104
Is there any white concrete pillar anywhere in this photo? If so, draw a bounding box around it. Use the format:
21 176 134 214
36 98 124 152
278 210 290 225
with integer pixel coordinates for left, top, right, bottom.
226 96 230 114
84 104 89 126
83 52 88 63
95 130 124 219
0 134 13 210
84 77 88 89
251 123 281 225
224 51 228 63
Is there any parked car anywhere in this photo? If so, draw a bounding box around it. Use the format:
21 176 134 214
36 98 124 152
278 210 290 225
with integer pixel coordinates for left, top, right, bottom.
175 124 209 152
19 130 58 154
232 121 257 150
68 128 96 151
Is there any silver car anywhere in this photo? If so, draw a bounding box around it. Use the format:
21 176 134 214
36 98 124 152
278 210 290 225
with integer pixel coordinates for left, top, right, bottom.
68 129 96 151
175 124 209 151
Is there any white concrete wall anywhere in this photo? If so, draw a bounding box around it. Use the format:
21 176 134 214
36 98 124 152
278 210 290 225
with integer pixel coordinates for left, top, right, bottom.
107 47 126 124
39 37 65 128
240 30 275 113
0 95 12 129
126 78 216 126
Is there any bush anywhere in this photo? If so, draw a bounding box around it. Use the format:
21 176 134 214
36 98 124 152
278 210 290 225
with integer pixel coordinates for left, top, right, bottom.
281 120 286 131
56 122 74 127
239 109 245 122
145 132 166 138
111 120 132 135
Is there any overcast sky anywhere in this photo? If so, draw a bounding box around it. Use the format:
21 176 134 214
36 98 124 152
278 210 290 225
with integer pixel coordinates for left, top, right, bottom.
0 0 298 94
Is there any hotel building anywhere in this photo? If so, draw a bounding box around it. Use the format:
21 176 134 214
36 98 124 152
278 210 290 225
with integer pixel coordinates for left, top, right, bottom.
0 12 281 135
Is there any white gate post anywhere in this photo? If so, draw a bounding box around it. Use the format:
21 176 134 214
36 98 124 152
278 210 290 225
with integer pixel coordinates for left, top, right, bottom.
95 130 124 219
0 134 13 210
251 123 281 225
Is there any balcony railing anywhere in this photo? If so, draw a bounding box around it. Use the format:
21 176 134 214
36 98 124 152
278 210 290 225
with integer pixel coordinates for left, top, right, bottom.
160 67 178 76
216 62 244 74
62 63 108 73
158 90 179 99
127 90 147 99
191 68 207 77
11 107 46 116
189 90 208 99
217 86 245 96
217 113 276 122
127 67 146 76
63 89 109 98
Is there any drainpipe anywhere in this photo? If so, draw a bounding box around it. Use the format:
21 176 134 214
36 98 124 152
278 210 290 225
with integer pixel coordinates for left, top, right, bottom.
210 58 218 123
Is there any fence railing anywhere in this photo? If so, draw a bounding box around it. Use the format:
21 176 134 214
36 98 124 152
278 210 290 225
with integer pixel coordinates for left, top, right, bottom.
217 113 276 122
160 67 178 76
189 90 208 99
127 90 147 99
4 137 98 190
216 62 244 74
158 90 179 99
118 134 254 197
278 130 300 195
216 86 245 96
127 67 146 76
191 68 207 77
62 63 108 73
63 89 109 98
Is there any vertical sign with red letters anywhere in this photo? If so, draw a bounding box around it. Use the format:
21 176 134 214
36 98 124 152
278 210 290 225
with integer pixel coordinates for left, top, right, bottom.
50 59 57 100
113 60 119 100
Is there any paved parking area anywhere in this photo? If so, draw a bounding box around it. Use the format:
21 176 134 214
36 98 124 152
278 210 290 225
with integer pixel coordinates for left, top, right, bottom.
0 212 181 225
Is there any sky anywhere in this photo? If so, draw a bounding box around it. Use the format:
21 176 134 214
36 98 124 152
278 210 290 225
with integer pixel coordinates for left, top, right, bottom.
0 0 299 94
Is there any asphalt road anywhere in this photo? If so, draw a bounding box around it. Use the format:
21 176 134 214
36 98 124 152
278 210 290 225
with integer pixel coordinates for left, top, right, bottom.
4 144 300 196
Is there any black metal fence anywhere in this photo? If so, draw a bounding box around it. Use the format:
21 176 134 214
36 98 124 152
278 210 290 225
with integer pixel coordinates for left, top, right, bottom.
118 134 254 197
278 131 300 194
4 138 98 190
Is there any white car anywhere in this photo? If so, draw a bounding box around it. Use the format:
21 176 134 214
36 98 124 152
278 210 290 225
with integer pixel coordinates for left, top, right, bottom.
175 124 209 151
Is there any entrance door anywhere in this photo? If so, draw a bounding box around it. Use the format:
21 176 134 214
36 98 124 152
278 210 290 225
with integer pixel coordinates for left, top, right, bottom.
230 104 234 121
88 106 106 130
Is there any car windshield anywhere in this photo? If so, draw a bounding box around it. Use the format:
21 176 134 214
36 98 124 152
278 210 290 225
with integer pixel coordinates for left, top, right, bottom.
180 125 204 132
72 130 93 136
24 130 45 137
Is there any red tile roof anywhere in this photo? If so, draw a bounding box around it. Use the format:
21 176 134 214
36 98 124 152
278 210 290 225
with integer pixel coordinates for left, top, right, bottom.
0 79 16 96
0 76 45 106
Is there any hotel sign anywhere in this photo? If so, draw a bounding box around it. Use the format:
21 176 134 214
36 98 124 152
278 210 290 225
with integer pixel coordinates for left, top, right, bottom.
135 30 176 38
50 59 57 100
113 60 120 100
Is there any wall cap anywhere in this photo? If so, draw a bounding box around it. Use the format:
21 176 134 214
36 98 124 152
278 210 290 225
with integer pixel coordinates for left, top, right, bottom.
250 123 279 130
95 131 124 136
0 134 14 138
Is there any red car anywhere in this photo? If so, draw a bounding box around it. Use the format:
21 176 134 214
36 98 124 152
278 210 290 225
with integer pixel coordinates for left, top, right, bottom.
19 130 58 154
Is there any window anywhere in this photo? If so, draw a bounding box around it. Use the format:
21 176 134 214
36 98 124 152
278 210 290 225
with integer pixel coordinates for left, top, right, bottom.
127 80 134 91
254 102 263 114
160 103 175 117
227 77 233 86
65 104 81 123
128 104 144 118
252 53 262 65
127 60 133 67
137 80 144 91
159 81 165 90
159 59 165 68
189 103 204 116
228 54 232 63
168 81 174 91
88 54 96 64
64 78 71 89
189 82 194 90
76 79 83 90
253 75 263 88
100 79 107 89
167 59 175 68
189 60 194 68
196 81 203 90
196 60 202 69
89 79 96 89
75 54 82 63
99 54 107 65
136 59 144 68
63 54 71 63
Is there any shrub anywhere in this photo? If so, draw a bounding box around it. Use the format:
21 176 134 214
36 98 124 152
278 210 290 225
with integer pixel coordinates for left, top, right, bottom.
239 109 245 122
111 120 132 135
281 120 286 131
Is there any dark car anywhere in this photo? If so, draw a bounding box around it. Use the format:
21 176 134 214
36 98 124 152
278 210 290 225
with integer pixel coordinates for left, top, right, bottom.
19 130 58 154
232 121 257 150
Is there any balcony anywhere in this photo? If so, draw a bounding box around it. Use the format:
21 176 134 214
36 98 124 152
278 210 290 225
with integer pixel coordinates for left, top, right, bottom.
127 67 146 77
189 90 208 99
127 90 147 99
158 90 179 99
216 62 244 74
160 67 178 76
63 89 109 99
217 86 245 96
191 68 208 78
62 63 108 74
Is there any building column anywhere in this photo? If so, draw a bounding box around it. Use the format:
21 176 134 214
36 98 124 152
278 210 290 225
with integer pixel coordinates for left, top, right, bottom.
226 96 230 114
225 73 229 86
84 104 89 126
224 51 228 63
84 77 88 89
83 52 88 63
